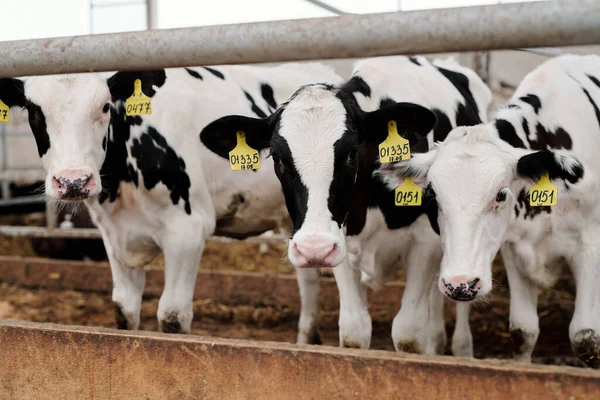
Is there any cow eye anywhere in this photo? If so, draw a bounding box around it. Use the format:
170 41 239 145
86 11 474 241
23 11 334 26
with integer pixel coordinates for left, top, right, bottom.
102 103 110 113
347 148 359 166
496 187 508 202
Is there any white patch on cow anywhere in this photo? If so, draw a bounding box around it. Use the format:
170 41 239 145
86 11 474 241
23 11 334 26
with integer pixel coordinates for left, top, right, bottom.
279 85 349 267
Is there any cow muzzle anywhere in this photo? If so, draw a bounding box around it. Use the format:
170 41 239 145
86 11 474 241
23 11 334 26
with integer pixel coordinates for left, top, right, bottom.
51 169 98 200
289 233 344 268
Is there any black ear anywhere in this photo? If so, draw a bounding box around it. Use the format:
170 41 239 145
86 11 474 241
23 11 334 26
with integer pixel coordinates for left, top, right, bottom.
107 70 167 101
516 149 583 184
0 78 27 108
200 115 272 160
361 102 437 145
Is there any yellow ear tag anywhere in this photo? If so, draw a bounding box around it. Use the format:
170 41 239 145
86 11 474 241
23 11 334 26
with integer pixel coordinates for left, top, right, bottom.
529 173 558 207
125 79 152 116
395 177 422 206
0 99 9 123
229 131 260 171
379 120 410 164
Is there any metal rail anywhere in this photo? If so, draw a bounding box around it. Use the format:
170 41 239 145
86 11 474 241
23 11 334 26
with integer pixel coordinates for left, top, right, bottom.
0 1 598 78
0 225 288 243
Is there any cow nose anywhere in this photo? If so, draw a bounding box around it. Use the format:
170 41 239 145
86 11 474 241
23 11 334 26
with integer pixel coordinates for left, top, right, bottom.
441 276 482 301
293 236 338 268
52 170 96 200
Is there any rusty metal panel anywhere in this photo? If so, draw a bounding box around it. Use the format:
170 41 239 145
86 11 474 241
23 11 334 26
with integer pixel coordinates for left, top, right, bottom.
1 1 600 78
0 256 405 312
0 321 599 400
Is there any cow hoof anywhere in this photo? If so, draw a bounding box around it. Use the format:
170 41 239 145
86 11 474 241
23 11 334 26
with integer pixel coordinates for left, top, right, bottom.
572 329 600 368
159 312 184 334
298 329 322 345
395 339 421 354
509 328 537 363
113 302 131 330
341 340 363 349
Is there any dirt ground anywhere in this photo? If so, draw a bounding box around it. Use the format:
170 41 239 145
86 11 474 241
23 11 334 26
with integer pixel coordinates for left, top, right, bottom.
0 213 583 367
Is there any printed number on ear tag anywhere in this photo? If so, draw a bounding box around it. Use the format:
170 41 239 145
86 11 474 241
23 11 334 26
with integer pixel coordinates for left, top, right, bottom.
379 120 410 164
229 131 260 171
395 177 422 206
529 173 558 207
126 79 152 116
0 99 9 123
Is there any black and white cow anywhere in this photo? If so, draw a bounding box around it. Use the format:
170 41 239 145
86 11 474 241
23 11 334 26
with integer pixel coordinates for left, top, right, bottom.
0 63 341 333
201 56 492 354
375 54 600 367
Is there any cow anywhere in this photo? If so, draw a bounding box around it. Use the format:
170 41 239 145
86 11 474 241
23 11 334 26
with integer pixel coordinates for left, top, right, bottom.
373 54 600 368
0 62 342 333
201 56 492 354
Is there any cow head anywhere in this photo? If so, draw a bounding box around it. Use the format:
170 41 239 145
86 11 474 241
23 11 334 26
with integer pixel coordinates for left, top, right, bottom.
201 83 435 268
374 124 584 301
0 70 165 202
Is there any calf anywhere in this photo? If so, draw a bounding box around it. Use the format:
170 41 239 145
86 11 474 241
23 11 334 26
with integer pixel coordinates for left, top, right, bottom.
0 63 341 333
201 56 491 354
375 54 600 367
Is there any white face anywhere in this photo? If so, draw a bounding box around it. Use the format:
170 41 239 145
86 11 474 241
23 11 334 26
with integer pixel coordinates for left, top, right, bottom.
376 125 525 301
427 130 517 300
273 86 356 268
24 74 111 201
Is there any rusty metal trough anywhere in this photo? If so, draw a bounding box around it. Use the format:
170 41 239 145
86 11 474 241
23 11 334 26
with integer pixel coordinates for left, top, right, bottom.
0 256 600 398
1 320 600 399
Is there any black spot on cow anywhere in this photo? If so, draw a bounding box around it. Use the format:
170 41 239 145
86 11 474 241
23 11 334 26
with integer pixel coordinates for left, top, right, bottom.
261 83 277 112
514 205 520 218
244 91 268 119
435 66 482 125
495 119 526 148
340 76 371 98
408 57 421 66
582 87 600 130
519 94 542 114
432 109 452 143
130 126 192 214
528 123 572 150
516 188 551 219
26 101 51 157
99 106 135 203
587 74 600 89
202 66 225 80
185 68 203 80
521 118 530 137
102 136 107 151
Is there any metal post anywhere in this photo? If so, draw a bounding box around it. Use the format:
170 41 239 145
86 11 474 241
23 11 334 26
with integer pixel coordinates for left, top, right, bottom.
0 1 598 78
145 0 158 30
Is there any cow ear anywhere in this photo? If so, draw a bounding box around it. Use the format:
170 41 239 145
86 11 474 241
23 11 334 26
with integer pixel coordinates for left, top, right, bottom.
0 78 27 108
516 149 583 184
361 102 437 144
107 70 167 101
200 115 272 160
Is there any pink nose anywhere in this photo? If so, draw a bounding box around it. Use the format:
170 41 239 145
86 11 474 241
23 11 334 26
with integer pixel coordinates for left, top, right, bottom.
441 275 482 302
293 236 337 268
52 170 96 200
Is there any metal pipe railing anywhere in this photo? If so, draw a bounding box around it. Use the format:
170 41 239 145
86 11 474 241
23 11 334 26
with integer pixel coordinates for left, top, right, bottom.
0 1 598 78
0 225 288 243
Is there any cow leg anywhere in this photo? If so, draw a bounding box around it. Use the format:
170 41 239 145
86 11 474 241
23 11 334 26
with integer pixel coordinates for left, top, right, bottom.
569 246 600 368
157 217 207 334
502 245 539 363
109 252 146 330
333 259 372 349
296 267 321 345
451 302 473 357
392 242 442 354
